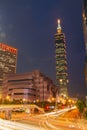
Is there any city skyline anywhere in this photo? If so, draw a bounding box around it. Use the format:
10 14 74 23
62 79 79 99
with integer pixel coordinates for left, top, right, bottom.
0 0 86 98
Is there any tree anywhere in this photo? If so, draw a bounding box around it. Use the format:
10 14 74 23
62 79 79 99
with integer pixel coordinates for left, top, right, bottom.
76 99 86 116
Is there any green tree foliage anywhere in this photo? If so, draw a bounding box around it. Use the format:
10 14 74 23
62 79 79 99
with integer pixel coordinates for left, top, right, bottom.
83 111 87 119
76 100 86 113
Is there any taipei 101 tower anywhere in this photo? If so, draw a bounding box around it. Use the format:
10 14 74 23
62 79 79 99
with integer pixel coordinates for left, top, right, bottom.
54 19 68 97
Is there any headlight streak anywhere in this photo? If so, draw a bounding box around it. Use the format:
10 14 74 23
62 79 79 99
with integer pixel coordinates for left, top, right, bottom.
0 125 12 130
43 106 76 116
36 106 77 130
38 117 61 130
0 107 83 130
45 120 60 130
39 119 47 130
43 106 85 130
0 118 39 130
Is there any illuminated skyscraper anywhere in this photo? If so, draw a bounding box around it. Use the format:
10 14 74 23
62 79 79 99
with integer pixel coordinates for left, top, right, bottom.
0 43 18 95
83 0 87 88
54 19 68 96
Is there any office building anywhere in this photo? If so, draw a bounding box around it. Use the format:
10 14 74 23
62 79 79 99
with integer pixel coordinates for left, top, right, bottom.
2 70 56 102
54 19 68 97
83 0 87 87
0 43 17 95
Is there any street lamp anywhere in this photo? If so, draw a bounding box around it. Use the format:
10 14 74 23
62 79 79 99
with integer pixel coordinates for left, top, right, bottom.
23 98 26 104
6 95 10 100
52 97 55 102
42 84 44 108
6 95 10 104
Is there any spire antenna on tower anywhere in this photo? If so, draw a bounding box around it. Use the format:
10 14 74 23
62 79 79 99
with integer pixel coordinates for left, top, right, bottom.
57 19 61 33
58 19 60 25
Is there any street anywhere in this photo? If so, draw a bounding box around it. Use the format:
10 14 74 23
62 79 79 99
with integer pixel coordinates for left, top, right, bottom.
0 106 86 130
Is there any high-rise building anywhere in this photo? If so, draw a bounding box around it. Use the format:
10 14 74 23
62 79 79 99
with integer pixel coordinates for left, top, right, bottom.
83 0 87 88
54 19 68 97
0 43 18 95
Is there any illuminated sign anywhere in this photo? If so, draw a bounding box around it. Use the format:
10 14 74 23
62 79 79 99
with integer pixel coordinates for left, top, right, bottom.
0 43 17 54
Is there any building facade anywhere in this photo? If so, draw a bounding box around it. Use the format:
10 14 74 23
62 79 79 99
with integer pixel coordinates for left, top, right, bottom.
2 70 56 102
0 43 18 96
54 19 68 97
83 0 87 88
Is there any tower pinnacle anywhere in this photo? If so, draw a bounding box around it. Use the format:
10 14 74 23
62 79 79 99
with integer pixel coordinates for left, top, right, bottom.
57 19 62 33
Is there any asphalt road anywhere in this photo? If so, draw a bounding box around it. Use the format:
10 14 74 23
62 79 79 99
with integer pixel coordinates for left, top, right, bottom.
0 106 86 130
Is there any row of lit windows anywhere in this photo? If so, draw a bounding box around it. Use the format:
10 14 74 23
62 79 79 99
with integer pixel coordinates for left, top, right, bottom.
0 49 17 57
55 40 65 45
56 62 67 66
56 70 67 74
56 70 68 76
55 55 67 59
55 45 66 48
8 79 32 82
55 49 66 54
0 57 15 62
56 59 65 63
56 76 68 81
0 63 15 72
8 82 34 85
56 67 66 70
12 93 36 96
56 65 67 69
55 33 65 39
55 47 66 51
55 39 66 44
9 87 36 91
0 52 16 59
56 66 67 71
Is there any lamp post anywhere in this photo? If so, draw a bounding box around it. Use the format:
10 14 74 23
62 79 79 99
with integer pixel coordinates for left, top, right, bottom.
55 88 59 110
42 81 45 108
42 84 44 108
0 95 2 104
43 84 44 102
59 79 63 96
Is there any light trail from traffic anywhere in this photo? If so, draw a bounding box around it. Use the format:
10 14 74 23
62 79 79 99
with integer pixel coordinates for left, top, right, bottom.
43 106 76 116
0 118 43 130
0 106 86 130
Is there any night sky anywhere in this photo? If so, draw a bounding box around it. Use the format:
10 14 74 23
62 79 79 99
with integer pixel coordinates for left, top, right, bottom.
0 0 87 99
